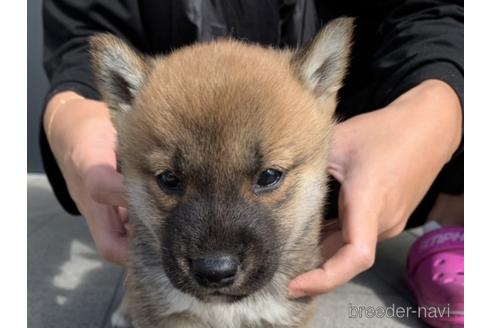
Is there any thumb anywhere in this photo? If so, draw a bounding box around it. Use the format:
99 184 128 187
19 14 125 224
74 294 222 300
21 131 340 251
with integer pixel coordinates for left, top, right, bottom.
85 164 127 207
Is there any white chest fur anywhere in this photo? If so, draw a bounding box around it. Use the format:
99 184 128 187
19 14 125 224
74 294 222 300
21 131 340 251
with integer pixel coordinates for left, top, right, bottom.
163 286 296 327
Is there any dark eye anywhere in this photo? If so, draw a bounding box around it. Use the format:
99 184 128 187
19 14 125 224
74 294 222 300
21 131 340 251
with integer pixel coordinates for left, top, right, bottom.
256 169 283 189
156 171 182 193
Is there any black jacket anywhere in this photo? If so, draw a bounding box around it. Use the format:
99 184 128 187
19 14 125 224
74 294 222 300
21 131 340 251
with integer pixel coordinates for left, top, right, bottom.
41 0 464 215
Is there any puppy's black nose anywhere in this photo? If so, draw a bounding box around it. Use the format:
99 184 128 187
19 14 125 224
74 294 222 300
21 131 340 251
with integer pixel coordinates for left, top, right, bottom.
191 255 239 288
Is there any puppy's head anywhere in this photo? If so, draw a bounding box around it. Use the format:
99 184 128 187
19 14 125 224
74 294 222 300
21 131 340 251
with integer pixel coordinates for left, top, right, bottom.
90 18 353 303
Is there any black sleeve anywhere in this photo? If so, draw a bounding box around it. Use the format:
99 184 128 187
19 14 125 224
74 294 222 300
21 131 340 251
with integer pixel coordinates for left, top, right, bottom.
41 0 147 215
372 0 463 109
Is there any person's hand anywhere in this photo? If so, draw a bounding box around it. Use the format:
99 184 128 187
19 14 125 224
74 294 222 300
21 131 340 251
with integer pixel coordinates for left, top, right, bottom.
44 91 129 266
288 79 462 298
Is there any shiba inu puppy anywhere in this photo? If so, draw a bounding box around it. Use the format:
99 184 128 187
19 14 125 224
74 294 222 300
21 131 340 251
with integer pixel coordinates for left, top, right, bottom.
90 17 353 328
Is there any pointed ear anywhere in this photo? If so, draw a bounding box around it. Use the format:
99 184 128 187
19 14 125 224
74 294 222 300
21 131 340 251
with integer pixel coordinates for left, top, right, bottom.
291 17 354 101
89 34 149 115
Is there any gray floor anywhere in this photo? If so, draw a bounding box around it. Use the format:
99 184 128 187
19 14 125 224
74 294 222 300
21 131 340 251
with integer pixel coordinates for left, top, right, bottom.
27 173 428 328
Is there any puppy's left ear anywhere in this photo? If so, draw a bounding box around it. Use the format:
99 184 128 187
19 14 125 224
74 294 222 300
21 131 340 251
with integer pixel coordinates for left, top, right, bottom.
291 17 354 102
90 34 149 116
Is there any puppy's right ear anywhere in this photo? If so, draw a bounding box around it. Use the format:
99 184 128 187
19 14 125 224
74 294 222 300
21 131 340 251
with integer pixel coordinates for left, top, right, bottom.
90 34 149 117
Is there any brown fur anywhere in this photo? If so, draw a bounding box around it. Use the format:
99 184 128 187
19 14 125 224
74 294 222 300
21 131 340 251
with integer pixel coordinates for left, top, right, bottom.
91 17 354 328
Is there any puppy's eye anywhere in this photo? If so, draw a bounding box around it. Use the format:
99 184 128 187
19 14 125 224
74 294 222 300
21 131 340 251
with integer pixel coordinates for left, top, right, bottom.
156 171 182 193
256 169 283 189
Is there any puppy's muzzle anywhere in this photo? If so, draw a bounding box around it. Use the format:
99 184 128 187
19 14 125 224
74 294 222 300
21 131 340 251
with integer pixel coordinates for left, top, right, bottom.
190 253 240 288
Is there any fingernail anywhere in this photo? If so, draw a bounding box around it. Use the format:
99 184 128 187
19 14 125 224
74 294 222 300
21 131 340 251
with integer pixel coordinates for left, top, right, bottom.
288 289 307 299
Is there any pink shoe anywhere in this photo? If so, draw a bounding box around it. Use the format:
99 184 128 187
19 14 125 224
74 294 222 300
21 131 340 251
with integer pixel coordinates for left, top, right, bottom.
406 226 464 328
